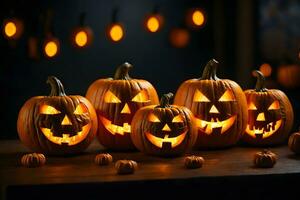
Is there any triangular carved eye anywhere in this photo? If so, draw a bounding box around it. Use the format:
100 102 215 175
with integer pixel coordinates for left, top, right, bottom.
74 103 88 114
268 101 280 110
148 113 160 122
193 89 210 102
40 105 61 114
132 90 150 103
104 90 121 103
219 90 235 102
248 102 257 110
172 115 184 123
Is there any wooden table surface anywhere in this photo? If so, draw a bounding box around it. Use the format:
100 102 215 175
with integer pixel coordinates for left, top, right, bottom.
1 140 300 199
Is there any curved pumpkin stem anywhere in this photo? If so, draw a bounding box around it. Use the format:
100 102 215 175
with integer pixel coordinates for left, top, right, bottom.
157 93 173 108
47 76 66 96
201 59 220 80
253 70 267 92
114 62 133 80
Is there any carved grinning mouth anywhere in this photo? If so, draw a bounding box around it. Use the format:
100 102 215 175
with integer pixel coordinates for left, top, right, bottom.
40 123 91 146
195 116 236 135
100 116 131 136
145 131 187 148
245 120 282 139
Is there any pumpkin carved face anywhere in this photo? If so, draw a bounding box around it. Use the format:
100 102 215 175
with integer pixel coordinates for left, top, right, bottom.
174 59 248 149
86 63 159 150
131 93 197 157
242 71 294 146
193 88 237 135
39 102 91 146
17 76 97 155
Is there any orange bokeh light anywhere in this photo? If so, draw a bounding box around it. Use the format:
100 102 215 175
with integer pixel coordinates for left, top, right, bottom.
44 39 59 58
192 10 205 26
75 31 88 47
108 24 124 42
259 63 272 77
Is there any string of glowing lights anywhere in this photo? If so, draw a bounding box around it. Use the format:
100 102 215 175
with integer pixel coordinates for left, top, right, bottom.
2 8 206 58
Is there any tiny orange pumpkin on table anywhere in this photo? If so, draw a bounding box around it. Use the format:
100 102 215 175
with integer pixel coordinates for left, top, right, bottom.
131 93 197 157
17 76 98 155
174 59 248 149
242 70 294 146
86 62 159 150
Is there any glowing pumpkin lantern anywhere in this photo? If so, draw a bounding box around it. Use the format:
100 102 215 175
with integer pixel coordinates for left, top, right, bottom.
242 70 294 146
86 62 159 150
174 59 248 149
17 76 97 155
131 93 197 157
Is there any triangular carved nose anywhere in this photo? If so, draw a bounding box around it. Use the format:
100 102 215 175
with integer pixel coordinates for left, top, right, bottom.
257 112 265 121
121 103 131 114
162 124 171 132
209 105 219 114
61 115 72 125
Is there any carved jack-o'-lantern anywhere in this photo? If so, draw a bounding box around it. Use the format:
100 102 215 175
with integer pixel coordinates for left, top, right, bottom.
242 71 294 146
174 59 248 149
131 93 197 157
86 62 159 150
17 76 97 155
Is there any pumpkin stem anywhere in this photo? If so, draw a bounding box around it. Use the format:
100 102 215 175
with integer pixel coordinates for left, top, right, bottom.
47 76 66 96
253 70 267 92
114 62 133 80
201 59 220 80
157 93 173 108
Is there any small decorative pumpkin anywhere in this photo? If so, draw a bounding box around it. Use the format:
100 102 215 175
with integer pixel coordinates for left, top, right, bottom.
86 62 159 150
131 93 197 157
17 76 97 155
174 59 248 149
94 153 113 165
184 155 204 169
242 71 294 146
253 149 277 168
115 160 138 175
288 129 300 154
21 153 46 168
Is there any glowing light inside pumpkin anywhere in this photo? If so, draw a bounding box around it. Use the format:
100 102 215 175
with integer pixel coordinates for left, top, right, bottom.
40 105 61 115
256 112 266 121
193 89 210 102
245 119 282 139
209 105 219 114
259 63 272 77
100 116 131 135
75 31 88 47
40 123 91 145
192 10 205 26
74 103 88 114
172 115 184 123
146 16 160 33
148 113 161 122
4 21 17 37
44 40 59 58
61 115 72 125
219 90 235 101
109 24 124 42
248 102 257 110
145 131 187 148
104 90 121 103
162 124 171 132
120 103 131 114
132 90 150 103
195 116 236 135
268 101 280 110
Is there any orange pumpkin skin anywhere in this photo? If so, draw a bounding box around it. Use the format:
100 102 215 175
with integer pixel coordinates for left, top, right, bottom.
17 76 97 155
86 63 159 150
242 71 294 146
131 93 198 157
174 59 248 149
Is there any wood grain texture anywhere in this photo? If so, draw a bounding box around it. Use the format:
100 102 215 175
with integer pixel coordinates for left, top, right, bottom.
1 140 300 199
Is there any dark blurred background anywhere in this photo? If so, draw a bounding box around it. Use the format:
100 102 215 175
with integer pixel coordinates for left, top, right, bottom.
0 0 299 139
